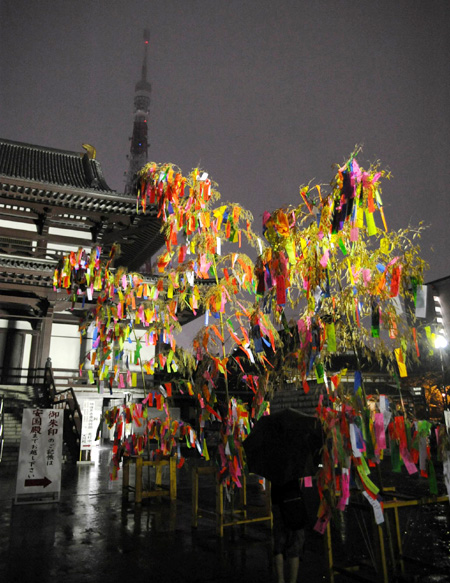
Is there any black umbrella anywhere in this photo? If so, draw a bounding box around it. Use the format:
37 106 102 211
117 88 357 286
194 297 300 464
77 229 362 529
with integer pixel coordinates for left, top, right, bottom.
242 408 322 485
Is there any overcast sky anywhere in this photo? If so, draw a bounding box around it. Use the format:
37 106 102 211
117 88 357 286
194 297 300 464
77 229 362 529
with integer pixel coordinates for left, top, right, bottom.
1 0 449 283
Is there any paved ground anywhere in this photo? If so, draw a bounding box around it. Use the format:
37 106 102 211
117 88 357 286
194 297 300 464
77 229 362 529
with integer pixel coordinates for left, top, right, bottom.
0 446 329 583
1 445 449 583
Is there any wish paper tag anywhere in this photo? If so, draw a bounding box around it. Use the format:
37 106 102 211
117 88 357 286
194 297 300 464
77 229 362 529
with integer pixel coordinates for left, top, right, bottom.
443 453 450 500
400 446 418 475
445 411 450 433
362 491 384 524
395 348 407 377
313 514 330 535
350 424 362 457
365 209 377 235
380 238 391 255
326 322 336 353
374 413 386 450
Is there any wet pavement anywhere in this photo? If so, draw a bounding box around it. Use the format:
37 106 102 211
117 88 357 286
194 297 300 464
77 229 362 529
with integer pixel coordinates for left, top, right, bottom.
0 446 329 583
1 446 449 583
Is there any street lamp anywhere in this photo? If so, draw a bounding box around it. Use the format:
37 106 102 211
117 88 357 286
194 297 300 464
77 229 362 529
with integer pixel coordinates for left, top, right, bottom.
435 335 448 412
435 335 448 349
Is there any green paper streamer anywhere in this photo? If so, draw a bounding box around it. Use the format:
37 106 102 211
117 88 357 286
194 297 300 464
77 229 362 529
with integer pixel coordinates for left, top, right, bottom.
326 322 336 353
359 453 371 476
357 465 379 496
135 340 142 359
405 420 412 451
281 309 290 333
411 277 418 305
417 420 432 437
390 440 402 472
428 459 438 495
338 238 347 256
315 363 324 384
363 409 375 459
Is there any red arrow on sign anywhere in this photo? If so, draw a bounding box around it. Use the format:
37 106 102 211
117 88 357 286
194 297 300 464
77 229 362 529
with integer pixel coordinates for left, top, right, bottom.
24 477 52 488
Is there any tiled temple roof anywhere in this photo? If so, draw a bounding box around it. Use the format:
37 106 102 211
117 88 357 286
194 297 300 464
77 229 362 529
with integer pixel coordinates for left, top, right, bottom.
0 137 209 326
0 138 113 192
0 137 168 269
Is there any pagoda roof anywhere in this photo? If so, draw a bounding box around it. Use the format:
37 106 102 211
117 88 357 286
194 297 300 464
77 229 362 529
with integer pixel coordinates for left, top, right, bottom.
0 137 167 272
0 138 114 193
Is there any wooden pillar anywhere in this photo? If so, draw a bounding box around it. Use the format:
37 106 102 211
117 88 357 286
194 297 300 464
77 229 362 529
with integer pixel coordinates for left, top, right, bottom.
1 321 25 383
122 458 130 501
240 473 248 520
169 457 177 501
27 331 40 384
37 306 54 369
156 461 163 488
393 503 405 577
377 524 389 583
325 522 335 583
216 479 224 537
191 467 199 527
135 456 143 504
34 216 49 257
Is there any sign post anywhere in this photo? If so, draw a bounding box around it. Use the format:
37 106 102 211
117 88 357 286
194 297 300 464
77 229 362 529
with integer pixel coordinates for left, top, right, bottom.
78 399 102 464
15 408 64 504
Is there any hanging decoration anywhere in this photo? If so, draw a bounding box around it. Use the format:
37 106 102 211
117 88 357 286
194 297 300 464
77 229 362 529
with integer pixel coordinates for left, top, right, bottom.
54 150 449 529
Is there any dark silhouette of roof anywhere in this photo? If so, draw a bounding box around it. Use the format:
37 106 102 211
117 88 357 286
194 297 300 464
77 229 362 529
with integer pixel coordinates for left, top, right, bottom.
0 138 113 192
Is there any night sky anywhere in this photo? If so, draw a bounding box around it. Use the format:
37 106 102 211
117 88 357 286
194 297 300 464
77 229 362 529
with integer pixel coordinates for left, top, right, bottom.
1 0 449 283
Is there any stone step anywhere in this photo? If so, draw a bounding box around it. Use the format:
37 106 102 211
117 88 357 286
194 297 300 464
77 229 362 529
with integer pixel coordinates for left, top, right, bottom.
2 410 24 466
3 447 21 455
3 441 21 450
4 413 23 429
1 442 20 465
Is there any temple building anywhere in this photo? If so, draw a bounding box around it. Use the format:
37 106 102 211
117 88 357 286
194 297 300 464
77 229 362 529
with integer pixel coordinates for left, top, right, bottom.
0 32 165 462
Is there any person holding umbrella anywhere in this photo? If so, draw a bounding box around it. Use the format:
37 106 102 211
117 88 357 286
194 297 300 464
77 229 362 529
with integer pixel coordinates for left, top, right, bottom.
242 408 322 582
271 478 307 583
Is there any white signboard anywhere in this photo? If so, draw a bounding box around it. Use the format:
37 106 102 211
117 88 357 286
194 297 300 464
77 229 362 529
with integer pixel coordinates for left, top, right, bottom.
15 408 64 504
80 399 102 451
415 285 427 318
445 410 450 435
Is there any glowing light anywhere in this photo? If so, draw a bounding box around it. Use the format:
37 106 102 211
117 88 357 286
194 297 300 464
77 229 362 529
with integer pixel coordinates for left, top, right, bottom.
435 335 448 349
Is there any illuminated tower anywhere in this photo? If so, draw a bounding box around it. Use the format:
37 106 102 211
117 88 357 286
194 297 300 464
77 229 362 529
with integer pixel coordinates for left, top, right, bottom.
124 29 151 194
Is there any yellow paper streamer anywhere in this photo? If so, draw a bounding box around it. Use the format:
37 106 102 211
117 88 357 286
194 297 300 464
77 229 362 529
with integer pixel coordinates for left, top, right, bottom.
394 348 407 377
365 209 377 236
285 239 296 264
326 322 336 352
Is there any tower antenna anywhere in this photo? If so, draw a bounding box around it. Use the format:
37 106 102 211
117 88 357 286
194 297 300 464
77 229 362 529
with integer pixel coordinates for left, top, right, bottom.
124 29 152 195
